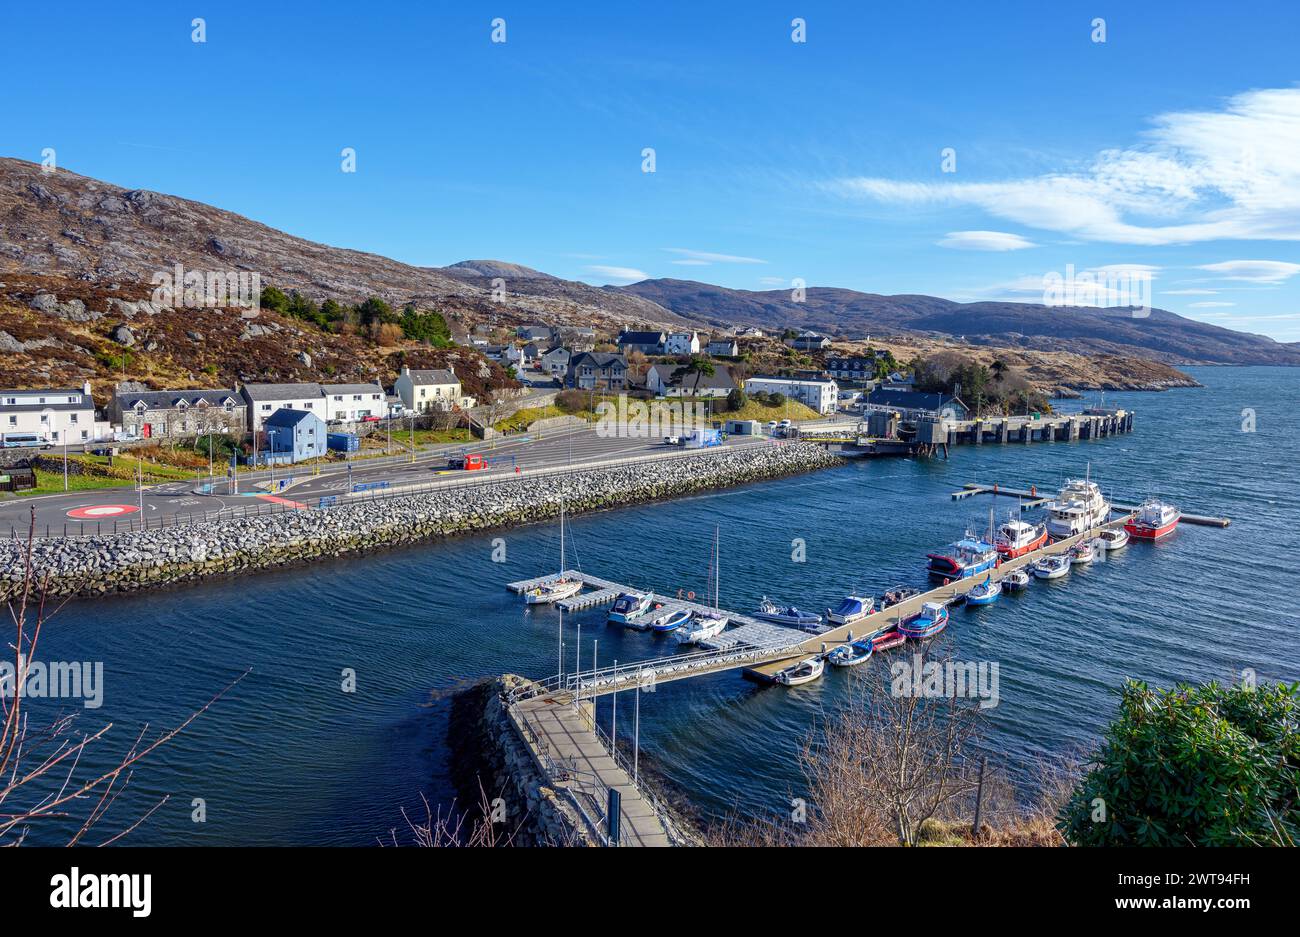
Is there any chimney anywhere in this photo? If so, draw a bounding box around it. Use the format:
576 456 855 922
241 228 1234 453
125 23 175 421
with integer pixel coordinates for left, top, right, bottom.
82 380 92 397
401 366 410 375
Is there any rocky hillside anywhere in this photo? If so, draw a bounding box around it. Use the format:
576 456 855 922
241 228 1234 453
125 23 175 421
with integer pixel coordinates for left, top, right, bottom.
617 279 1300 367
0 157 681 335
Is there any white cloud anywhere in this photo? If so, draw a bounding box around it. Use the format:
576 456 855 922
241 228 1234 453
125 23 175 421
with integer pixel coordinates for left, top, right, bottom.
937 230 1036 251
1163 288 1219 295
670 259 711 266
828 87 1300 245
1189 301 1237 307
1197 259 1300 283
584 265 648 283
663 248 768 265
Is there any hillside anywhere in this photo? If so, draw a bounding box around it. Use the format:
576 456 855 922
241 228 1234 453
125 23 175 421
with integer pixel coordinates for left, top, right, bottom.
617 279 1300 367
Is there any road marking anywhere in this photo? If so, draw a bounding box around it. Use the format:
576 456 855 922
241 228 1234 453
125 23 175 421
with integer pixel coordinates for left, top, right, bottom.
68 504 140 520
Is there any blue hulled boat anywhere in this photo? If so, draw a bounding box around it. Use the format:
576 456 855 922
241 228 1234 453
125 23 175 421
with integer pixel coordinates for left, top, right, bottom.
927 535 998 580
898 602 950 639
965 579 1002 606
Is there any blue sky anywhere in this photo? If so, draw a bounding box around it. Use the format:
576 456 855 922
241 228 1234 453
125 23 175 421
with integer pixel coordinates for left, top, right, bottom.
5 1 1300 340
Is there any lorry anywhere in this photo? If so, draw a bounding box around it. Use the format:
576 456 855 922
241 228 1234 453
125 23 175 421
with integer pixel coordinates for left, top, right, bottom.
448 453 488 471
683 428 722 449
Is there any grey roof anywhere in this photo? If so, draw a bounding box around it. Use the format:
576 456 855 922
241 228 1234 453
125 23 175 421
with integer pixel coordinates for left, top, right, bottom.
617 330 665 345
322 383 385 396
0 388 93 412
117 388 241 409
867 388 961 412
650 364 735 391
403 368 458 385
241 382 323 400
570 352 626 369
264 408 321 428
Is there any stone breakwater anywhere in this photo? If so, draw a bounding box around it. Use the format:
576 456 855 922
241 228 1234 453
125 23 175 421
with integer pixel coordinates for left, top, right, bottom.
1 444 844 600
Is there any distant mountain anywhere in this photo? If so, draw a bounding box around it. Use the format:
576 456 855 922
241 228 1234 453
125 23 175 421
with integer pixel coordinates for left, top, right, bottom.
617 279 1300 367
0 158 681 332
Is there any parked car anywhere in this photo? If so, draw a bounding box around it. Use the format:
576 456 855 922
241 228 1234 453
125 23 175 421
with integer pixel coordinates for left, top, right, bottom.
663 435 681 446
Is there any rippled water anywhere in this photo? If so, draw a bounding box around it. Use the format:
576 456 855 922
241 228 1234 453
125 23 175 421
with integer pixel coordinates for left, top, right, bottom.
16 367 1298 844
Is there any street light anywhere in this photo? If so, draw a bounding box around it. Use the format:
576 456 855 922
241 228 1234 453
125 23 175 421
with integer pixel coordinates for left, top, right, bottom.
268 428 278 487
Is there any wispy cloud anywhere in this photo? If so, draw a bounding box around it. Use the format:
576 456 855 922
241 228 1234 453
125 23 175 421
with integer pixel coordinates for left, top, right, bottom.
584 265 648 283
1189 301 1237 307
938 230 1036 251
1163 288 1219 295
826 87 1300 246
1197 260 1300 283
663 248 768 265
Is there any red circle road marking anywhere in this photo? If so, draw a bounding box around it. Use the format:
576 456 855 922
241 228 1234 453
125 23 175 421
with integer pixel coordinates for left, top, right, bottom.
67 504 140 520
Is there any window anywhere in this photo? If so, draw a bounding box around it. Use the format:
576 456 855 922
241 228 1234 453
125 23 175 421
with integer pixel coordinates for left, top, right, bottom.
262 404 272 411
39 414 48 424
80 430 88 440
6 416 14 426
69 413 78 423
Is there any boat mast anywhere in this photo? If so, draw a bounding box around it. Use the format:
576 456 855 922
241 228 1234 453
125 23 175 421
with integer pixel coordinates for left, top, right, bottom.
559 500 565 574
714 525 721 610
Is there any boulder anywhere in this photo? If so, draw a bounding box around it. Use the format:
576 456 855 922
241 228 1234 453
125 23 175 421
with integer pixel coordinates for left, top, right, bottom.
111 324 135 346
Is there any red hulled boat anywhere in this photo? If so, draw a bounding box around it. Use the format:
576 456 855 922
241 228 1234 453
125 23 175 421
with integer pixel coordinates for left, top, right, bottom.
1124 499 1181 540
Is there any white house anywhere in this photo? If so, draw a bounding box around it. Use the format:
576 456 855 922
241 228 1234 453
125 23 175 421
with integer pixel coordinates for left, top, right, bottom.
321 382 387 423
394 367 464 413
664 331 701 355
240 382 325 435
706 339 739 357
645 363 737 398
744 375 840 415
0 382 98 444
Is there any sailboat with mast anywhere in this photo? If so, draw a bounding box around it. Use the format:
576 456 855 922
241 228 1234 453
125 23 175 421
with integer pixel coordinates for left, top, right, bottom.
676 527 730 644
522 502 583 605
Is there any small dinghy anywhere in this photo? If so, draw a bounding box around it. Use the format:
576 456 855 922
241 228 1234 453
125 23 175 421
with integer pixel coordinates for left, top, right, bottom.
1002 568 1031 591
872 630 907 652
608 591 652 625
880 586 922 609
826 637 874 667
965 579 1002 606
648 608 692 633
1069 539 1101 565
1032 554 1071 580
754 597 823 630
1097 527 1129 551
674 611 729 645
898 602 950 640
774 655 825 686
827 594 874 625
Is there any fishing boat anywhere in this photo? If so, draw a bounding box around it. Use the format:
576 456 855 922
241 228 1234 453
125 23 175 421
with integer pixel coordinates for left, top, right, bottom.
1069 538 1101 565
523 502 582 604
754 597 823 630
774 655 825 686
1032 554 1071 579
994 516 1049 558
965 579 1002 606
608 591 652 625
871 630 907 651
674 611 729 645
1002 568 1031 591
1097 527 1129 551
927 534 998 580
1124 499 1181 540
1044 469 1111 538
648 608 692 633
827 594 875 625
826 637 874 667
880 586 921 609
898 601 950 639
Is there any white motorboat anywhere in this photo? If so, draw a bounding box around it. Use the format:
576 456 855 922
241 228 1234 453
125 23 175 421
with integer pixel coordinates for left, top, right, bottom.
608 591 653 625
674 611 729 645
1002 568 1031 591
1097 527 1129 551
827 594 875 625
1044 469 1111 538
1032 554 1071 580
774 655 825 686
1069 538 1102 565
754 597 823 630
993 516 1048 558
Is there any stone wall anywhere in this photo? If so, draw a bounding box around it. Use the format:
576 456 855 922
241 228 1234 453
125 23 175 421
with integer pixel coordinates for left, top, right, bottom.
0 443 844 599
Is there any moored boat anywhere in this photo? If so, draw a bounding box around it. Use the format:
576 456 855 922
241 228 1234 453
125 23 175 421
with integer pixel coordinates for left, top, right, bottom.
827 594 875 625
648 608 692 633
1069 538 1102 565
965 579 1002 606
754 597 823 630
1032 554 1070 579
524 577 582 605
1097 527 1129 550
871 630 907 651
774 655 825 686
994 517 1049 558
1124 499 1181 540
674 610 729 645
826 637 874 667
898 601 950 639
608 591 653 624
927 535 998 580
880 586 921 609
1002 568 1031 591
1044 474 1111 538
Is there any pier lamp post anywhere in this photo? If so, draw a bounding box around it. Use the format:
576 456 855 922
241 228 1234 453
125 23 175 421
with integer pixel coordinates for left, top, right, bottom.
267 429 278 488
62 440 68 492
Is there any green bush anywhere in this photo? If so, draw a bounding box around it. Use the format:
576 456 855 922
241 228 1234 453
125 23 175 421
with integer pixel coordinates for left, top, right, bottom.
1059 680 1300 846
725 388 747 412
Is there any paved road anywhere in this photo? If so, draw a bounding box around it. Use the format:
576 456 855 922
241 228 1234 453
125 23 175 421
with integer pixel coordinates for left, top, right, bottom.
1 425 771 535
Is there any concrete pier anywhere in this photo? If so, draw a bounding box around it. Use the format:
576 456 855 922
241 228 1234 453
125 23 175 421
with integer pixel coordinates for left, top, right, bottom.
951 484 1231 528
